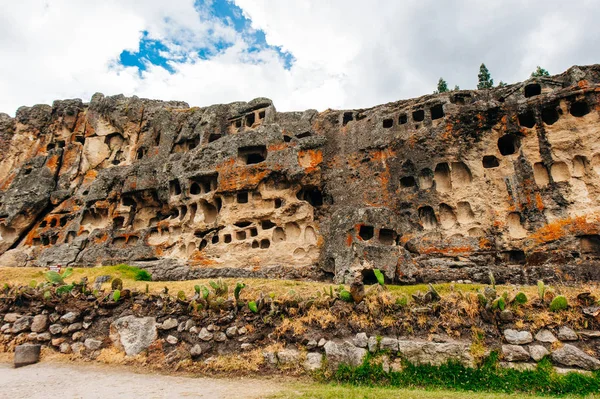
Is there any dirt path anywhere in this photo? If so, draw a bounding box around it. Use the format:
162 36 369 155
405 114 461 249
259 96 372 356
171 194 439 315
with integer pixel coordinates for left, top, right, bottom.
0 362 287 399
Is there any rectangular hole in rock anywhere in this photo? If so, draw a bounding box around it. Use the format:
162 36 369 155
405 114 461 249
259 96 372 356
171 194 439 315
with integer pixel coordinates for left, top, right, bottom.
239 145 267 165
342 112 353 126
399 114 408 124
382 118 393 128
358 225 374 241
208 133 221 143
245 113 256 127
236 231 246 240
258 110 266 119
430 104 444 120
236 192 248 204
224 234 232 244
379 228 395 245
524 83 541 98
412 109 425 122
482 155 500 168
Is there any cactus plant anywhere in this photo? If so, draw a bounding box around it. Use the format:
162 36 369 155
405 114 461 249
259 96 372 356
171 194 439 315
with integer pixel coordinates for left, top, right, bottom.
514 292 527 305
113 289 121 302
373 269 385 286
537 280 546 303
177 290 186 301
234 282 246 302
209 278 228 297
248 301 258 313
339 289 353 303
549 295 568 312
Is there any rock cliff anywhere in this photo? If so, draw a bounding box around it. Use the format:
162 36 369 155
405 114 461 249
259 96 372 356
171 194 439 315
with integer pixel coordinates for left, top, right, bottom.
2 65 600 284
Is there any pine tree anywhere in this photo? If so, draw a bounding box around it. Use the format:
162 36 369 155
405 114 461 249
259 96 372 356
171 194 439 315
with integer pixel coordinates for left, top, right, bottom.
477 63 494 89
531 66 550 77
497 81 507 88
435 78 449 94
453 85 460 91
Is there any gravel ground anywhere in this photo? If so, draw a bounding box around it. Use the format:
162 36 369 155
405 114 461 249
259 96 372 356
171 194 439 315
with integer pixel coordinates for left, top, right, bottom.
0 361 285 399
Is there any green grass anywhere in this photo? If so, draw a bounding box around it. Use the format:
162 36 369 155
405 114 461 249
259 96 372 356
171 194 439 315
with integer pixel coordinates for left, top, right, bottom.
328 355 600 397
269 384 598 399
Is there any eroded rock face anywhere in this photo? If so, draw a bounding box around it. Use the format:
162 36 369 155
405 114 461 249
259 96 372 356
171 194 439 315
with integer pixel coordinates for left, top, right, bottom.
109 315 157 356
3 66 600 284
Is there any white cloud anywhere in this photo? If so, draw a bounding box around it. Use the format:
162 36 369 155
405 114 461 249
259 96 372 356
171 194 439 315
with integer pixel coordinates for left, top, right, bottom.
1 0 600 116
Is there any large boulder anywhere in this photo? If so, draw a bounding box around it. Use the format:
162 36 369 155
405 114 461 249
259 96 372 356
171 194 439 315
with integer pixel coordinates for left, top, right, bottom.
324 341 367 367
397 340 473 366
502 345 530 362
14 344 41 368
110 316 157 356
551 344 600 371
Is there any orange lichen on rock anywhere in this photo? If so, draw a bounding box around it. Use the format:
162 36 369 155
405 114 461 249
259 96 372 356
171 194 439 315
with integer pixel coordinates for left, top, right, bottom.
298 149 323 172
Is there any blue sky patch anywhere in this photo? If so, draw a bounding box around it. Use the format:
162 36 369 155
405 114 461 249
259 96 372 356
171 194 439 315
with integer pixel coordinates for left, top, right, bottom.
119 0 295 74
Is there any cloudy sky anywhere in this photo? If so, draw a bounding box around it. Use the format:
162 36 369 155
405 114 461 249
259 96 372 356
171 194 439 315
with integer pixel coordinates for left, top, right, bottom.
1 0 599 115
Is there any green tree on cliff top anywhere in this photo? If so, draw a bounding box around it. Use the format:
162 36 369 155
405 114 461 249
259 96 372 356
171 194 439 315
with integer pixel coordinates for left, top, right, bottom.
477 63 494 89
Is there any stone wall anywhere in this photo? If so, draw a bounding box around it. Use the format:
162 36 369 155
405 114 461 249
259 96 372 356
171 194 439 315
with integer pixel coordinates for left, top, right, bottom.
1 282 600 373
2 65 600 283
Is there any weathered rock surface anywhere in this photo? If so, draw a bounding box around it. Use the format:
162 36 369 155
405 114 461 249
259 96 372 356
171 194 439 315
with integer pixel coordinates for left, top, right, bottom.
2 66 600 284
14 344 41 367
109 316 157 356
503 345 530 362
551 344 600 370
397 340 473 366
529 345 550 361
504 329 533 345
324 340 367 367
558 326 579 341
535 329 557 343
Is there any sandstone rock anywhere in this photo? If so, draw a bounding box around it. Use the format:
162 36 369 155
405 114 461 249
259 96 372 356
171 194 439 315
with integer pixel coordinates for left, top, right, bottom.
60 312 79 324
159 318 178 330
380 337 399 352
4 313 20 323
71 342 84 355
367 336 378 353
225 326 238 338
189 326 200 334
304 352 323 371
84 338 103 350
318 338 326 347
166 335 178 345
529 345 550 361
184 319 195 331
240 343 253 351
535 329 557 343
12 316 32 333
502 345 530 362
36 332 51 341
49 313 60 323
353 332 368 348
198 328 213 341
397 340 473 366
504 329 533 345
52 338 65 346
59 342 71 354
263 350 278 365
558 326 578 341
110 316 157 356
214 332 227 342
14 344 41 367
190 344 202 357
72 331 84 341
83 321 92 330
551 344 600 370
499 310 514 322
238 327 247 335
49 324 62 335
30 315 48 333
578 330 600 339
68 322 82 332
277 348 300 365
307 339 317 350
324 341 367 367
1 323 10 332
3 69 600 287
